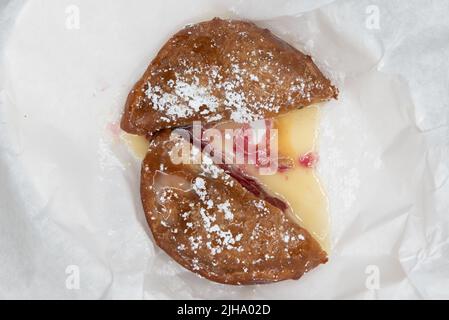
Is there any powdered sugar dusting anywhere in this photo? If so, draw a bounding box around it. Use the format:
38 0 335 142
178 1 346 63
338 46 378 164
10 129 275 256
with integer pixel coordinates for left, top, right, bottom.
146 76 219 121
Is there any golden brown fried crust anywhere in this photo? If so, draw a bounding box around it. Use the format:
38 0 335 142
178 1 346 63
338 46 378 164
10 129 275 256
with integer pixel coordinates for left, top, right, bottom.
141 131 327 285
121 18 338 135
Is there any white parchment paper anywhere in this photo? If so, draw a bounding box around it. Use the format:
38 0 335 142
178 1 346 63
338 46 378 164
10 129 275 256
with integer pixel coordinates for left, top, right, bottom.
1 0 448 299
